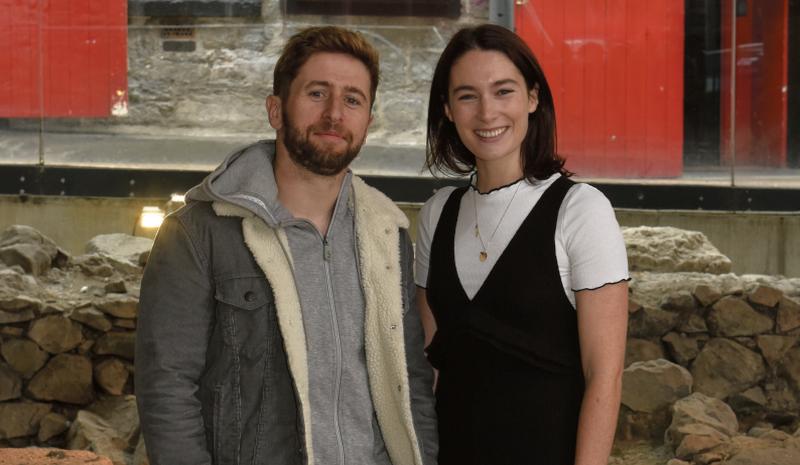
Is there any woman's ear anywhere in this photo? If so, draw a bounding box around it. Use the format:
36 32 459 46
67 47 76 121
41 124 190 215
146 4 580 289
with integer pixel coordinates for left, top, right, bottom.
528 86 539 114
444 102 453 122
266 95 283 130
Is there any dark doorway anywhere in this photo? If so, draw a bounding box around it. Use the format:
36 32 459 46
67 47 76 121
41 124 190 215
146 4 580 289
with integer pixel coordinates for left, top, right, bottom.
683 0 722 166
789 0 800 167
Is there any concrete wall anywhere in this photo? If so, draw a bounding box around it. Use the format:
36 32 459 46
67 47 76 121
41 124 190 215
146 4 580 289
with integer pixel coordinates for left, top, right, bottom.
0 196 161 255
614 209 800 278
2 195 798 278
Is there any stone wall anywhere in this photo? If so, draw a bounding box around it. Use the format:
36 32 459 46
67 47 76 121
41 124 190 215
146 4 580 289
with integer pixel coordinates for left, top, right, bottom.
15 0 489 147
2 223 800 465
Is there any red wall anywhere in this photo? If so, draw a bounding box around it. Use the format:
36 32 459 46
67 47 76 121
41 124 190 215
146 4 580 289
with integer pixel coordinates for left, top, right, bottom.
516 0 685 177
720 0 789 168
0 0 128 118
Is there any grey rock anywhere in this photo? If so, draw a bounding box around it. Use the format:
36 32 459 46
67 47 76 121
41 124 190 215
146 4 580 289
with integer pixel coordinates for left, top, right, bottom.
0 338 49 378
691 338 766 399
27 315 84 354
104 280 127 294
37 411 70 442
723 447 800 465
777 296 800 333
625 338 665 367
694 284 723 307
68 410 131 465
0 401 51 439
0 244 52 275
622 359 693 413
756 335 797 369
87 395 140 445
85 233 153 266
69 306 113 332
0 363 22 401
675 431 728 460
133 433 149 465
94 331 136 360
27 354 94 405
661 290 698 312
629 306 680 338
708 296 774 337
96 296 139 319
94 358 130 395
748 285 784 308
665 392 738 448
679 313 709 334
0 304 36 325
0 294 42 313
780 347 800 392
623 226 732 274
663 332 700 365
0 225 67 274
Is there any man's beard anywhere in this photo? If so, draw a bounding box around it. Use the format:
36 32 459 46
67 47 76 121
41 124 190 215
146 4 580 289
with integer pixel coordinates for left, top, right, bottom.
281 109 366 176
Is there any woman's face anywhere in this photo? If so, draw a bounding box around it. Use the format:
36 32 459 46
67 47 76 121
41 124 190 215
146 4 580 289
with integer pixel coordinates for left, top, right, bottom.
445 50 538 171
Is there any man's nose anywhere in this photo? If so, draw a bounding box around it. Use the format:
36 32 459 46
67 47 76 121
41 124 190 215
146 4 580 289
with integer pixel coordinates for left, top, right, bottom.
323 96 344 122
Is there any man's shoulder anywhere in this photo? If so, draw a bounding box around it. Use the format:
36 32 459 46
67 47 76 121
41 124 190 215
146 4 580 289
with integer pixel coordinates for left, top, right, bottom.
351 175 409 230
167 200 244 241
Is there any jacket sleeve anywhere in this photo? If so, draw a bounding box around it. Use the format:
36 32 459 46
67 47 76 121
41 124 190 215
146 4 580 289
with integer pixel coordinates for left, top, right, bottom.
135 215 215 465
400 229 439 465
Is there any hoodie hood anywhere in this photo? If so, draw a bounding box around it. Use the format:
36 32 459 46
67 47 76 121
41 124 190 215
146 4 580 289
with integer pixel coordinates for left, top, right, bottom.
186 140 300 227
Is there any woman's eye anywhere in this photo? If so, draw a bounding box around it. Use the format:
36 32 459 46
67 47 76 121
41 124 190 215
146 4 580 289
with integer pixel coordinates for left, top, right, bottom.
457 94 477 101
497 88 514 96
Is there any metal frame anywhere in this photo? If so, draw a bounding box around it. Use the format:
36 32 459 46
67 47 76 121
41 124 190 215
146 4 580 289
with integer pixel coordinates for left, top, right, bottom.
1 165 798 212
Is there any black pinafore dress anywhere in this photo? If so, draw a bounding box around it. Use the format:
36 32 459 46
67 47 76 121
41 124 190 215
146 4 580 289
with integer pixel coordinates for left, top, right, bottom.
426 176 585 465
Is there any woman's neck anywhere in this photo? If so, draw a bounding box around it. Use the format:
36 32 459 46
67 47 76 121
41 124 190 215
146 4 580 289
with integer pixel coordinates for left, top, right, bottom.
474 159 524 193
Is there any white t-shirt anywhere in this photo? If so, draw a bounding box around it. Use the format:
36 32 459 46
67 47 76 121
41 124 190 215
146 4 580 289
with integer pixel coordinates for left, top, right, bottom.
415 173 629 308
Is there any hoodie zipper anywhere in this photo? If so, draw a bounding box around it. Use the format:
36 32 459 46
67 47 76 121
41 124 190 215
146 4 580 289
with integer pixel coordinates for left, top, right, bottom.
322 237 346 465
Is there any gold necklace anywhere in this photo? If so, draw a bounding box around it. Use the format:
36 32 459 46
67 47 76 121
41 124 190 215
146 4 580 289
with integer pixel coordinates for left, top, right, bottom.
472 180 522 262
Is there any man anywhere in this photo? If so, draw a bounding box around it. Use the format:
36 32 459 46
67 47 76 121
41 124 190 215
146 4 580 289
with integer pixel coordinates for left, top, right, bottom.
135 26 437 465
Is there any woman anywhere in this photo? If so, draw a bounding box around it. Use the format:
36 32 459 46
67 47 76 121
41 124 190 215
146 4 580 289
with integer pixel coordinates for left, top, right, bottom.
415 24 629 465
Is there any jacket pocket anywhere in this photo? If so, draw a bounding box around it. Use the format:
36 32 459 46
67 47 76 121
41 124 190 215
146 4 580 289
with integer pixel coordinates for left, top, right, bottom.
213 381 239 465
215 275 275 360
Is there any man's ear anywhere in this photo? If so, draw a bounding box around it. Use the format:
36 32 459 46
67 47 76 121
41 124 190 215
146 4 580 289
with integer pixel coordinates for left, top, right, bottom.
266 95 283 131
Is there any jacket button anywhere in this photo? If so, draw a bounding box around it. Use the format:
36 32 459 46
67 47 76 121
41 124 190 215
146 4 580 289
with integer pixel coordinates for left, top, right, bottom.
244 291 256 302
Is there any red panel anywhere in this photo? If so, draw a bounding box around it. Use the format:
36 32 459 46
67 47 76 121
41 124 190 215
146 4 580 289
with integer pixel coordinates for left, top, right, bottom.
645 0 668 175
582 0 606 173
560 0 586 165
624 0 649 174
665 0 685 175
0 0 128 117
604 0 628 172
516 0 685 178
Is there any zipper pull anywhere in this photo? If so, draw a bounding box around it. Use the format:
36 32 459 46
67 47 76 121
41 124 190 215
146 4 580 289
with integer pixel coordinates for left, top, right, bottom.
323 239 331 261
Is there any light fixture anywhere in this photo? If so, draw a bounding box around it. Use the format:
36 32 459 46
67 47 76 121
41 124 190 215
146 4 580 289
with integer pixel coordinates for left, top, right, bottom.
139 206 165 229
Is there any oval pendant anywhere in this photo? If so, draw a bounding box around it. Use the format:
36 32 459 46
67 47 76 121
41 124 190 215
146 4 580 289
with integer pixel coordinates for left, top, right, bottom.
479 251 488 262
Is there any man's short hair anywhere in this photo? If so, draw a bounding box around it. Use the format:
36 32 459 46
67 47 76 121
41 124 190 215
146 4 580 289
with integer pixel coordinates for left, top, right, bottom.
273 26 380 108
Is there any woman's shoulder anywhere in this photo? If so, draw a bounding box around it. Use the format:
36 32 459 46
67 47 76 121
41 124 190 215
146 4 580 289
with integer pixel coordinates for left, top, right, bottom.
563 181 613 213
420 185 461 226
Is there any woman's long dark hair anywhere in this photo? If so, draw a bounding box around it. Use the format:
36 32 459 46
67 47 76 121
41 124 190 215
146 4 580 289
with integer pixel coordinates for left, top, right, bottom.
426 24 570 180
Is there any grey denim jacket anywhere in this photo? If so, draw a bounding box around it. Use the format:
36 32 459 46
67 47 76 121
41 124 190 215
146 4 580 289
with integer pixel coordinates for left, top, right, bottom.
135 143 437 465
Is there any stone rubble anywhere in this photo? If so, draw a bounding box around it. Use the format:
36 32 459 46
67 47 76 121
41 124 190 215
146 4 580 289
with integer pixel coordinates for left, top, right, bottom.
0 222 797 464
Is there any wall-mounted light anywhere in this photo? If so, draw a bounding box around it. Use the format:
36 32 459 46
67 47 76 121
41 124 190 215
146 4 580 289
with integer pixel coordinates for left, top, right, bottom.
139 206 165 229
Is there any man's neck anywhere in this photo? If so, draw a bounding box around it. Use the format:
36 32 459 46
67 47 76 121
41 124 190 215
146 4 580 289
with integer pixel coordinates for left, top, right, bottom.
273 148 347 236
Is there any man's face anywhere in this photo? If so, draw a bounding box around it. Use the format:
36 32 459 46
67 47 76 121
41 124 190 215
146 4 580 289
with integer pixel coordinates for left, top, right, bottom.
269 52 373 176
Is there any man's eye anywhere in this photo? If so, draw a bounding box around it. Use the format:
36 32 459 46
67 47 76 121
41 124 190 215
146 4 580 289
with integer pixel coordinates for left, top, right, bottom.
497 88 514 96
457 94 477 101
345 96 363 107
309 90 324 99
